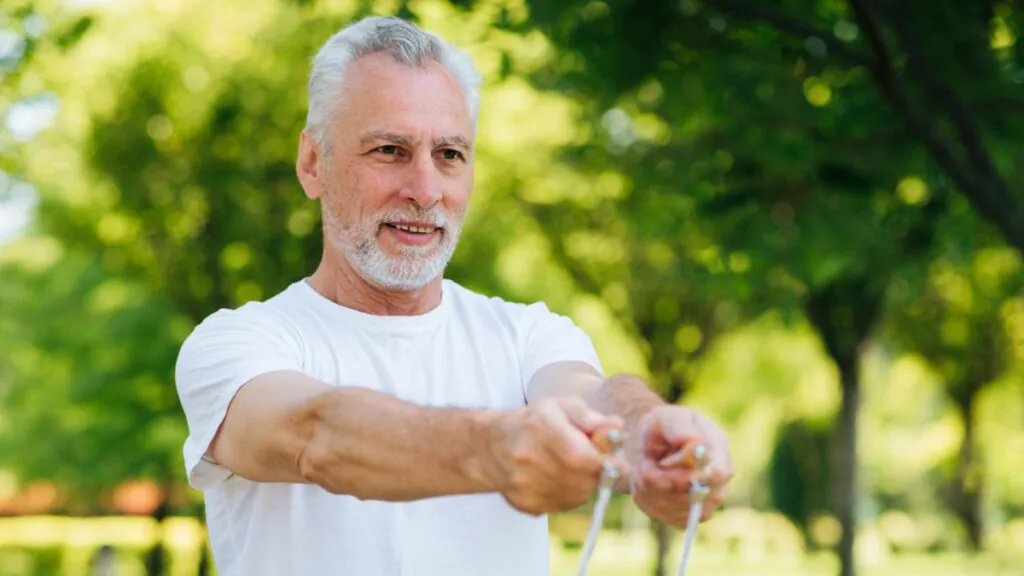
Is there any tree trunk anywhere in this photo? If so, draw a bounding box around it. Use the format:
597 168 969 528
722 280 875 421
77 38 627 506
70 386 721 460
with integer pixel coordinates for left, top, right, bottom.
652 521 670 576
833 360 860 576
145 493 171 576
804 277 885 576
953 392 983 549
198 539 212 576
89 545 117 576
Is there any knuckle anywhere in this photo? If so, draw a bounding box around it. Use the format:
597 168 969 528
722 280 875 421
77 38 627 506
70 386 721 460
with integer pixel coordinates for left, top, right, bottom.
564 396 587 410
521 497 542 515
509 470 533 494
562 490 590 511
569 494 591 510
562 452 594 472
538 398 563 413
512 495 541 516
510 445 536 467
522 413 545 434
565 439 601 463
554 395 579 407
573 479 599 502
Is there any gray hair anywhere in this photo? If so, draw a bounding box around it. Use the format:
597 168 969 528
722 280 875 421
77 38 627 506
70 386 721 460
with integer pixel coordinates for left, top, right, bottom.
304 16 482 149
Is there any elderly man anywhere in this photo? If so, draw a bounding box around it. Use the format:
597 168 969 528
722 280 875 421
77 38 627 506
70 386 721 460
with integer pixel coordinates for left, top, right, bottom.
175 15 733 576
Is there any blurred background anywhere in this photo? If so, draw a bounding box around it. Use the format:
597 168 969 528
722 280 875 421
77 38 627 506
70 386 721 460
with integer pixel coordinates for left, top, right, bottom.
1 0 1022 574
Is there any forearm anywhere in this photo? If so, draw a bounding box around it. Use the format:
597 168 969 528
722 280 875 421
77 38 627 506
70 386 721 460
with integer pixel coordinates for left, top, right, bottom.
584 374 666 491
297 386 501 501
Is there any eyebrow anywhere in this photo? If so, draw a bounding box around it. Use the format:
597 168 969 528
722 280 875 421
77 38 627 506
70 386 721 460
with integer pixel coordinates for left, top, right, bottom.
361 132 471 150
434 135 472 150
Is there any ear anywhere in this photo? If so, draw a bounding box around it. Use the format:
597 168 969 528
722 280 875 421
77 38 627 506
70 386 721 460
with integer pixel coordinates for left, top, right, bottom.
297 130 325 200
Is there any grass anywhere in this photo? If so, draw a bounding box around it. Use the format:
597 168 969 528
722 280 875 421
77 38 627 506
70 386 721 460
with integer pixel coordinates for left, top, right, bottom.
0 515 1020 575
551 532 1024 576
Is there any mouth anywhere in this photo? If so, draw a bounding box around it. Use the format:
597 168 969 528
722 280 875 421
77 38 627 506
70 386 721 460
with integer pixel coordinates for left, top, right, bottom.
383 223 442 234
381 221 443 247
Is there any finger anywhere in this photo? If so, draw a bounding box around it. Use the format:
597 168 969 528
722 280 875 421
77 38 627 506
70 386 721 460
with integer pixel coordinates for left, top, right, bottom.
639 414 672 460
633 470 673 499
634 488 693 529
606 455 632 478
646 462 724 496
700 486 727 522
638 459 683 492
641 409 702 461
542 410 606 474
691 412 734 475
714 436 735 481
666 463 726 490
658 441 710 468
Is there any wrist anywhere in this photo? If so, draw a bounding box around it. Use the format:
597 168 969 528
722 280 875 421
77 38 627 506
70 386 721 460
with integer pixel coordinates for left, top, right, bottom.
461 409 509 493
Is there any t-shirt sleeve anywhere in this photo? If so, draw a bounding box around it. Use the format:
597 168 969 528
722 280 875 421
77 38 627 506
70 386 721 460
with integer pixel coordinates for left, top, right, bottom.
175 305 302 491
517 301 604 394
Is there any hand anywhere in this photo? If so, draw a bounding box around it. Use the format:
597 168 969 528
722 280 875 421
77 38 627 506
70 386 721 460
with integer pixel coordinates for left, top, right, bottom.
486 397 628 516
630 405 733 528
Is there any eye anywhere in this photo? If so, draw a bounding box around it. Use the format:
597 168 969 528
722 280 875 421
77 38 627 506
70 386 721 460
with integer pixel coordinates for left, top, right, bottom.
440 149 464 161
376 145 400 155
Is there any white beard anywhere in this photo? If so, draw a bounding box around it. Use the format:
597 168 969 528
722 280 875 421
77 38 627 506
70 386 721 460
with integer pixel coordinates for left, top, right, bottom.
323 203 463 292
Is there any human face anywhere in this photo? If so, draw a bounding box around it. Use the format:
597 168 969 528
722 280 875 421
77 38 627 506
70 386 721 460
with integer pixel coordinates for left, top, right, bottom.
299 52 474 292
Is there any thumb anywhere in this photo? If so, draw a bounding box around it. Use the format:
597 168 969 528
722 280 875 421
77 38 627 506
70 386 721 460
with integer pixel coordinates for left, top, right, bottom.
558 398 623 436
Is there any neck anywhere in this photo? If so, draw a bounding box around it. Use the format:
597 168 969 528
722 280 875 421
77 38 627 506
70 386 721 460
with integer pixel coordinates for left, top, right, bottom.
307 248 443 316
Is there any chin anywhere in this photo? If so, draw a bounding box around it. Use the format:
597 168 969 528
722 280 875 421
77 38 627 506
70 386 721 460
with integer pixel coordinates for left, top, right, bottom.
335 234 457 292
356 256 447 292
364 270 440 292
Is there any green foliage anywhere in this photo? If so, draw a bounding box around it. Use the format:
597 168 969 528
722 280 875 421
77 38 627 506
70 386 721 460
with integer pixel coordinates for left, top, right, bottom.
0 0 345 510
0 3 1022 571
0 253 187 510
455 0 1024 569
768 418 833 546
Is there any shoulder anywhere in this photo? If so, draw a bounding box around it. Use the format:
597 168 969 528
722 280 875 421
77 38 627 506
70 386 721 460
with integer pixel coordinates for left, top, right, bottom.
442 282 603 380
442 280 563 325
177 283 307 365
441 280 588 346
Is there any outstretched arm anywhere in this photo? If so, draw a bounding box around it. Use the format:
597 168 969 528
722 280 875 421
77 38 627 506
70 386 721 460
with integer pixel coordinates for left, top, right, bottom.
206 370 502 500
190 368 623 515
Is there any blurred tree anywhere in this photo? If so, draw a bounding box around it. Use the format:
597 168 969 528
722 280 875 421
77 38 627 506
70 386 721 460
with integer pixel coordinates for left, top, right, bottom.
694 138 946 576
881 214 1024 549
450 1 1022 574
651 0 1023 250
0 251 187 572
768 417 832 549
1 0 93 178
0 1 358 573
3 1 1021 576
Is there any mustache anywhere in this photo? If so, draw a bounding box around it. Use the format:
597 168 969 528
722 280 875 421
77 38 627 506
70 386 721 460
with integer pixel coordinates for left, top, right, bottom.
375 209 448 228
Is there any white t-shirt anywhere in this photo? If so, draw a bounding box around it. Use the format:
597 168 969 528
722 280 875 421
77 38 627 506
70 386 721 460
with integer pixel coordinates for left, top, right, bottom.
175 278 604 576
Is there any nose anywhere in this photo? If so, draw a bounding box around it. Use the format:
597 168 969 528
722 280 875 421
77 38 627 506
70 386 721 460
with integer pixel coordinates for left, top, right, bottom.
399 153 443 210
